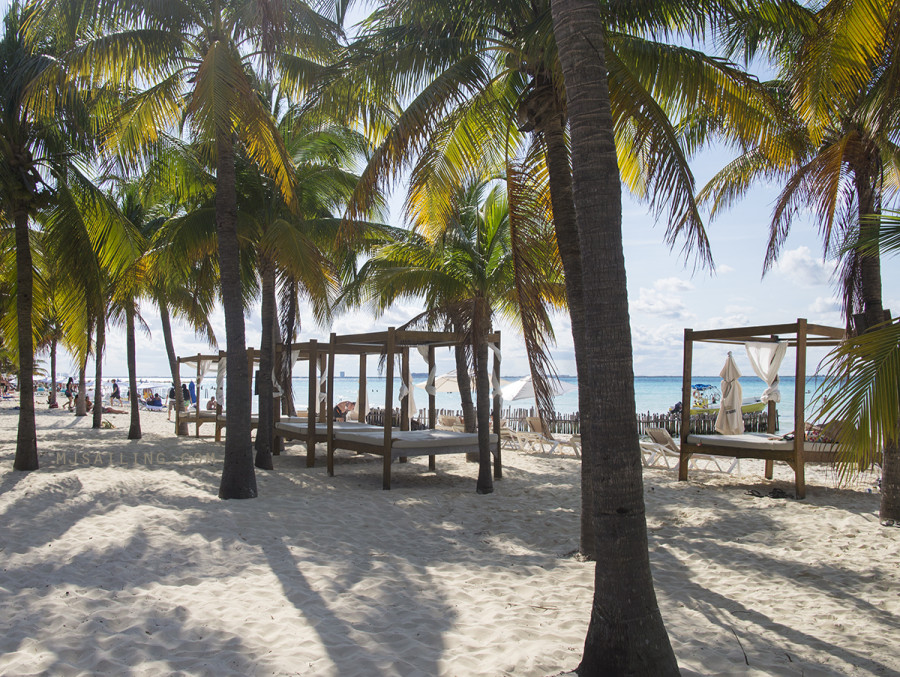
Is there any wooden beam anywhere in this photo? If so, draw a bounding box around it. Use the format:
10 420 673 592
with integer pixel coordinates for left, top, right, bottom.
492 332 502 480
428 345 436 472
383 328 395 490
306 340 317 468
794 318 808 499
327 333 336 477
358 353 367 425
680 328 693 481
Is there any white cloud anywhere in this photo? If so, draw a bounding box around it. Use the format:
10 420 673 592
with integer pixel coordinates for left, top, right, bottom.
633 278 695 318
718 264 735 274
810 296 841 314
773 246 836 287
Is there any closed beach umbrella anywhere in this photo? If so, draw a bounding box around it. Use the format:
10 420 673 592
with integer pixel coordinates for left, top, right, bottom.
715 352 744 435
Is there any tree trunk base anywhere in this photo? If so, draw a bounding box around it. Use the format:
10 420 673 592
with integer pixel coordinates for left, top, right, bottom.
880 441 900 525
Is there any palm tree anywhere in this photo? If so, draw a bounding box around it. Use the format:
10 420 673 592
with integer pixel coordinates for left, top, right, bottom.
813 213 900 524
0 3 66 470
703 0 900 522
550 0 680 672
331 0 772 554
358 175 565 493
35 0 348 498
237 111 364 469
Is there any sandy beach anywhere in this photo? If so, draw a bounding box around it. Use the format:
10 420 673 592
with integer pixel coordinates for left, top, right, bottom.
0 403 897 676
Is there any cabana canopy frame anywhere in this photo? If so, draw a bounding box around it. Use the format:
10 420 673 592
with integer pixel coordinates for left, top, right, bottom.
680 318 846 499
322 328 502 489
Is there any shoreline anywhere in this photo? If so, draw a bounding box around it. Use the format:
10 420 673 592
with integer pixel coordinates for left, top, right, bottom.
1 403 895 676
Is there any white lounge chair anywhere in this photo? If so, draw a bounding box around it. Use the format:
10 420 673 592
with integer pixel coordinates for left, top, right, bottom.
647 428 740 474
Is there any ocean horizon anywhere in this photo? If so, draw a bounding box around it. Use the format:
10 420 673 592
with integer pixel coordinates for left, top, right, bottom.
99 373 827 432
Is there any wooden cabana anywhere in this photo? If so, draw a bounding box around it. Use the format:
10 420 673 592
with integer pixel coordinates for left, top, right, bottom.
174 352 219 436
680 319 846 498
317 327 502 489
175 349 265 440
272 339 346 466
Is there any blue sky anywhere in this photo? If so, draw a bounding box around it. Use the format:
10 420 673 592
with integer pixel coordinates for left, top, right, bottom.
5 1 894 380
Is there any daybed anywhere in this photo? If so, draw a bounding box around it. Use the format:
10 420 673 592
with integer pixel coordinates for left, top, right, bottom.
679 319 846 498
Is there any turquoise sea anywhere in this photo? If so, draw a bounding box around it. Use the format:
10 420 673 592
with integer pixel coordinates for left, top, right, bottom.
173 374 827 432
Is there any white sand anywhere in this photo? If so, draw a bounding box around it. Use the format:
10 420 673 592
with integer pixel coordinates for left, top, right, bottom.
0 403 897 676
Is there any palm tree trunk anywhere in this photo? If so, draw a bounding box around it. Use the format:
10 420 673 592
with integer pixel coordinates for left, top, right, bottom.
92 317 105 428
215 128 257 500
454 343 476 432
126 302 141 439
473 300 493 494
856 168 883 330
280 280 298 417
49 338 57 408
551 1 679 672
159 302 187 436
255 254 275 469
856 166 899 522
13 209 38 471
75 318 89 417
540 100 595 559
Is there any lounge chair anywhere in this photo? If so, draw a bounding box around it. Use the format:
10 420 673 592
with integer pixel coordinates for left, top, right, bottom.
525 416 580 455
647 427 740 474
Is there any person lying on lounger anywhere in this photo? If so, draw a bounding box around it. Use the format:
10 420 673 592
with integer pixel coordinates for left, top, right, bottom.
85 396 126 414
333 401 355 421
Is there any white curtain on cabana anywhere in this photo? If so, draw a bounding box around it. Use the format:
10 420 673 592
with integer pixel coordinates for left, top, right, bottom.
416 346 436 396
215 358 227 404
715 352 744 435
315 360 326 414
745 341 787 403
399 373 417 426
489 343 503 411
197 359 214 385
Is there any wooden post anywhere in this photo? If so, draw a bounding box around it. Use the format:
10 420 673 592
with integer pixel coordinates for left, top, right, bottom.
679 328 693 481
399 346 409 463
327 333 336 477
273 344 282 455
195 353 201 437
358 353 367 424
383 328 395 490
794 318 808 499
492 332 502 479
400 346 410 429
428 345 436 472
764 400 776 479
306 340 318 467
215 349 225 442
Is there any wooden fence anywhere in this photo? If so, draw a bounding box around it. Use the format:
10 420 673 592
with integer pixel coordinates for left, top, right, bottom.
367 406 775 437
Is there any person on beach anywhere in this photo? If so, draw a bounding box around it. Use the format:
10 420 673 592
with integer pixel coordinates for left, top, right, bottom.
333 401 355 421
63 378 74 410
110 379 122 406
85 395 126 414
181 383 191 409
206 396 217 410
166 384 176 420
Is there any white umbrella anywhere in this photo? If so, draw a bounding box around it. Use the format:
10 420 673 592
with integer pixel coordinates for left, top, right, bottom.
501 375 577 402
416 369 474 393
715 352 744 435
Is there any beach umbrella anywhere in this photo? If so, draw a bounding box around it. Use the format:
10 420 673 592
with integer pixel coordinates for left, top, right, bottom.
501 375 576 402
715 352 744 435
416 369 473 393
